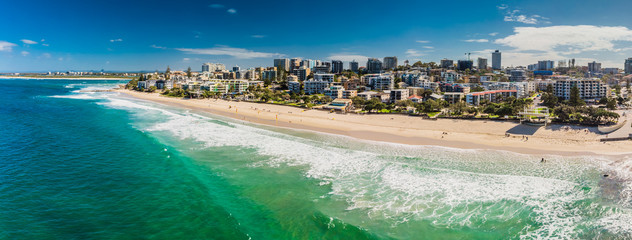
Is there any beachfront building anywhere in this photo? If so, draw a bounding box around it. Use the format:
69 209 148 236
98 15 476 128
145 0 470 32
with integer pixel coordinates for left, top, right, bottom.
357 91 380 100
389 89 409 103
137 79 157 90
553 79 608 101
288 77 301 94
314 73 335 83
323 99 353 113
484 81 535 98
324 85 344 99
465 90 518 105
443 92 465 104
199 79 251 94
304 80 329 95
342 90 357 99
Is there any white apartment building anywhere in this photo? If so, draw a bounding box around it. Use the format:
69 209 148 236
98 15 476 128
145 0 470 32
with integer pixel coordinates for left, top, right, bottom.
304 81 329 95
288 80 301 94
324 85 344 99
389 89 409 103
553 79 608 101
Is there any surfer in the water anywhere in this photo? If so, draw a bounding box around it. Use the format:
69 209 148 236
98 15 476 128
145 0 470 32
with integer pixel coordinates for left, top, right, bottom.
540 158 546 163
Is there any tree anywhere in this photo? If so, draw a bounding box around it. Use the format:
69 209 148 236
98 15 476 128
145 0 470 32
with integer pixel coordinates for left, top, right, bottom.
541 93 558 108
471 86 485 92
126 75 141 90
365 98 386 112
615 85 622 96
148 86 157 93
569 85 585 107
351 96 366 108
606 98 617 110
546 84 554 93
449 102 468 115
186 67 192 78
320 96 332 103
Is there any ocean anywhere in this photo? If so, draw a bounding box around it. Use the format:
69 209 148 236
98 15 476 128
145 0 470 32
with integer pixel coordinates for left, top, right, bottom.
1 78 631 239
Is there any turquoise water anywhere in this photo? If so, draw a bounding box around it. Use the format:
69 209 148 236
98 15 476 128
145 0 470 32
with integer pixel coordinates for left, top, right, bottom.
1 79 632 239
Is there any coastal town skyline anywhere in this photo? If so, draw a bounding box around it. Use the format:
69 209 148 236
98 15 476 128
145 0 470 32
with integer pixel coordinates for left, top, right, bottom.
2 0 632 72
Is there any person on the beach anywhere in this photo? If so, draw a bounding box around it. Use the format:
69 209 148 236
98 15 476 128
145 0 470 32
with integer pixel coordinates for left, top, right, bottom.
541 158 545 163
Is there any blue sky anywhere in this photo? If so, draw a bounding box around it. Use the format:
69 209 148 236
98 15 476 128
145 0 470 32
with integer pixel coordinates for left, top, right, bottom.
1 0 632 72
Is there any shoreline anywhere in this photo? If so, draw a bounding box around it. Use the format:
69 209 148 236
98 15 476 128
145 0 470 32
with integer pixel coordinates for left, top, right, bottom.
113 89 632 157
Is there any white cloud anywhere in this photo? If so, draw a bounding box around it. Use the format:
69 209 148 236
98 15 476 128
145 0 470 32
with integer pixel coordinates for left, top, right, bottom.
110 39 123 42
251 35 265 38
502 8 549 24
406 49 425 57
21 39 38 45
150 44 167 49
416 40 430 44
464 39 489 43
42 53 51 58
495 25 632 54
209 4 224 8
21 51 29 56
175 46 285 59
497 4 508 10
42 43 49 47
58 57 64 61
183 58 190 61
422 46 434 49
0 41 17 51
227 8 236 14
471 25 632 68
489 32 499 36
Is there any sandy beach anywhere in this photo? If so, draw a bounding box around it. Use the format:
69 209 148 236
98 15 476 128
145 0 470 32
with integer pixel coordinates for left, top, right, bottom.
114 89 632 157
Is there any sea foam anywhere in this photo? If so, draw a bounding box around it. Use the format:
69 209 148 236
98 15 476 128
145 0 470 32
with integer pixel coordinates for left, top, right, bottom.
91 91 632 238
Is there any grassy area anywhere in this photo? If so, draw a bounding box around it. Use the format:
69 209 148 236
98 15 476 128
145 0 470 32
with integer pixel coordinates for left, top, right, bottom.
427 112 441 117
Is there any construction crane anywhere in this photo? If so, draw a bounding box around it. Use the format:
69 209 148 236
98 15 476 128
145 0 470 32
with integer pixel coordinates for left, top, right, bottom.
464 53 471 61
